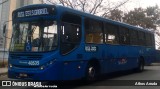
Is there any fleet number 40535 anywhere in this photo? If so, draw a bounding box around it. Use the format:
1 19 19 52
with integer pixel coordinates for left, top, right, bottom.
28 61 39 66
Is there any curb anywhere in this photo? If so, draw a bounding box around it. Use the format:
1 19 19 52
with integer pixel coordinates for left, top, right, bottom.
0 72 8 76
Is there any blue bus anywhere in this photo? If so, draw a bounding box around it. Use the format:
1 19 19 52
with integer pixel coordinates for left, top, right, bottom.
7 4 155 80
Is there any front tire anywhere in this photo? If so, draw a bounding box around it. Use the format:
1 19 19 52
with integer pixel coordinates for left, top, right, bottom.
85 63 98 81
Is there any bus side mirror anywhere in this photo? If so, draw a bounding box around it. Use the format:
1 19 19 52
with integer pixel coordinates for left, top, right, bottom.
3 24 6 34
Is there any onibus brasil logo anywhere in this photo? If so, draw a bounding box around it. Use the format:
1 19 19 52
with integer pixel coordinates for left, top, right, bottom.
1 81 57 88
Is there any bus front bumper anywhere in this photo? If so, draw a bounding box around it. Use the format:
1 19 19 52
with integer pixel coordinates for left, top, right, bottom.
8 65 62 80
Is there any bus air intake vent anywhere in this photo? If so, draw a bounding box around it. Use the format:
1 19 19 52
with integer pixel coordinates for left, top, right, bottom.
10 54 43 60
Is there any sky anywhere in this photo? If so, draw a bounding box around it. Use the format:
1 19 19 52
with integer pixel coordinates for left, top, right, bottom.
137 0 160 8
118 0 160 11
45 0 160 12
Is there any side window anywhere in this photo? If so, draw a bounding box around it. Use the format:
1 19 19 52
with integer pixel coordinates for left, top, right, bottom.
138 31 145 46
130 30 138 45
104 23 119 44
119 27 130 45
151 34 155 47
146 33 152 46
85 18 103 44
60 13 81 55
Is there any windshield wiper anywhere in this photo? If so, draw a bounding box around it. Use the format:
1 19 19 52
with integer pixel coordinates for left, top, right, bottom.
12 28 26 44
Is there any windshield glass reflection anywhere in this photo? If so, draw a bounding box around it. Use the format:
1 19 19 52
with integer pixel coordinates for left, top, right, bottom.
10 20 58 52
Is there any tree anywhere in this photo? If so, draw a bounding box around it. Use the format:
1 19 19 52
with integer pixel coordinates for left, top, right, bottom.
0 0 8 5
44 0 104 15
123 7 159 30
108 9 123 22
101 0 129 17
44 0 130 16
123 8 147 28
145 5 160 29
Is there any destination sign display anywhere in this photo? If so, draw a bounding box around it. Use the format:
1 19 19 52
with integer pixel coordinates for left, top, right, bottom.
13 6 55 19
17 8 49 17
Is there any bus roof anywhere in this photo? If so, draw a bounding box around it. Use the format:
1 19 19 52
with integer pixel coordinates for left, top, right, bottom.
14 4 154 34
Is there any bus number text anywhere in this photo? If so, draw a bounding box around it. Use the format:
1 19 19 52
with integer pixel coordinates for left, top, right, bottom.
28 61 39 66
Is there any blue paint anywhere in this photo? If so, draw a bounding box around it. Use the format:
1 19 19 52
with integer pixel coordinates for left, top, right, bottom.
8 4 156 80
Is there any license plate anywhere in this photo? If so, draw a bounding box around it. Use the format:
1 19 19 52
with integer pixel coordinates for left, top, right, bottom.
19 73 28 77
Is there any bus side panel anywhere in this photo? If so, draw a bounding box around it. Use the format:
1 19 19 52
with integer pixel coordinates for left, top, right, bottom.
62 60 87 80
155 50 160 62
61 44 106 80
102 45 140 73
102 44 120 73
143 47 156 65
116 45 139 71
60 43 88 80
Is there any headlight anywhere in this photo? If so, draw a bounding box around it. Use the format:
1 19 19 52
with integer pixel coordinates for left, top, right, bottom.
40 66 45 70
39 59 56 70
9 64 12 68
49 60 54 65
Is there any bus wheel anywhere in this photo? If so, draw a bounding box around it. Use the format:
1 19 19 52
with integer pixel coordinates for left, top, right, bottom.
136 58 144 72
85 63 97 81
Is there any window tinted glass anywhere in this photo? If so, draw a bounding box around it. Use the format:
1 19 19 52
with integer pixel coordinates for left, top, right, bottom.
60 14 81 55
104 23 119 44
130 29 138 45
119 27 130 45
85 19 103 44
138 31 145 46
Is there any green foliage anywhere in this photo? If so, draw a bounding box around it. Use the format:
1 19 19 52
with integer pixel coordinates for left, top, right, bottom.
123 8 146 27
107 5 160 30
108 9 123 22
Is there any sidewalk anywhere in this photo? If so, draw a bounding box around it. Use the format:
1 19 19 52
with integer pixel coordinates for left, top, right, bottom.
0 58 8 76
0 67 8 76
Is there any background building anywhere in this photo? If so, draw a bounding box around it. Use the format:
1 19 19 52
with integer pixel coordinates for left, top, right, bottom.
0 0 42 59
0 0 43 49
0 0 10 49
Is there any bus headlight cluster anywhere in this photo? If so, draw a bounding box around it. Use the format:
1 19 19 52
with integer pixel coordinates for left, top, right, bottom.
40 59 56 70
9 64 13 68
40 66 45 70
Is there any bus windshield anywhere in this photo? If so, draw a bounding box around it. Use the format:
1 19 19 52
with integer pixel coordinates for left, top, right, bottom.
10 20 58 52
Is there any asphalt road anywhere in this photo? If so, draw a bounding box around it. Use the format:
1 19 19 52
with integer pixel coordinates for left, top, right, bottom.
74 63 160 89
1 63 160 89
